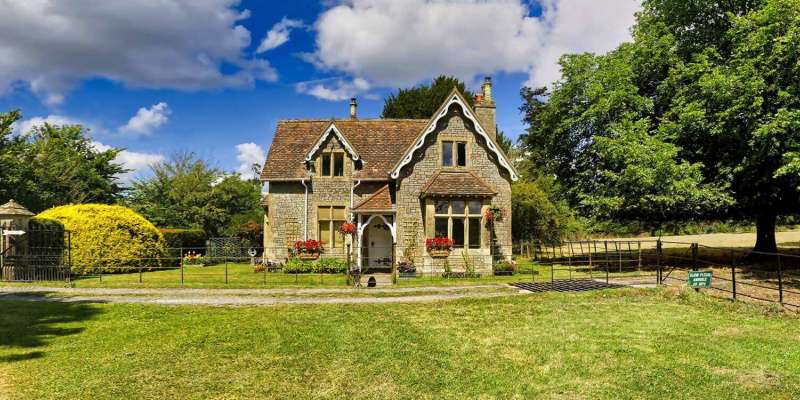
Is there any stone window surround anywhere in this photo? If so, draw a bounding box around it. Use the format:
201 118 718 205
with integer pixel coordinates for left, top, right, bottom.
315 149 349 179
438 134 471 169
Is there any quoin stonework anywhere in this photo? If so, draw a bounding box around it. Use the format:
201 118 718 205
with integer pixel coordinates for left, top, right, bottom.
260 77 518 274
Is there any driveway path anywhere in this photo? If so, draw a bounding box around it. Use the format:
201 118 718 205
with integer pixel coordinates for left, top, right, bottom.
0 285 524 305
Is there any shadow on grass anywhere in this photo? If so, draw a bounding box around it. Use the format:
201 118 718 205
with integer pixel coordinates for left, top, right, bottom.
0 292 103 363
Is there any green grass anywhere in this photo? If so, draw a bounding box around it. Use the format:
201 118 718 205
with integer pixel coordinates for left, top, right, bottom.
1 288 799 399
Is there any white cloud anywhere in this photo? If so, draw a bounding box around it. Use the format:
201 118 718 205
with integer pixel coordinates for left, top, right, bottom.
91 141 164 184
303 0 639 98
13 115 85 135
120 102 171 136
0 0 278 105
235 142 266 179
257 17 304 53
295 77 370 101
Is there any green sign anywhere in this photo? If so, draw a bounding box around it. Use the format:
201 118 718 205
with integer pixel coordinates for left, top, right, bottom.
688 271 712 288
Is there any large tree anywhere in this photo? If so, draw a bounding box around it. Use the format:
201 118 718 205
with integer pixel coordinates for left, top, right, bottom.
382 75 474 119
127 152 263 237
0 110 127 212
521 0 799 251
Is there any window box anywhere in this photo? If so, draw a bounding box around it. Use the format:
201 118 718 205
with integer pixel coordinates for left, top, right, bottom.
428 249 451 258
298 253 319 260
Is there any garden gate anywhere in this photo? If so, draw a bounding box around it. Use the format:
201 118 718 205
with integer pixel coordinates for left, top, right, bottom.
0 226 72 282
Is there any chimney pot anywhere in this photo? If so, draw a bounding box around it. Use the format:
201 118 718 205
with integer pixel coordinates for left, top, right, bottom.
481 76 493 103
349 98 357 119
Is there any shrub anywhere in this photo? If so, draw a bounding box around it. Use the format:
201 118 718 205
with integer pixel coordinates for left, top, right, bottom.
282 257 347 274
493 260 517 275
37 204 166 274
283 258 315 273
316 258 347 274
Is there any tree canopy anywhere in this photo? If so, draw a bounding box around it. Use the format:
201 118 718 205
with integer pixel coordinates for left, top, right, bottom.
520 0 800 251
127 152 263 238
0 110 126 213
382 75 474 119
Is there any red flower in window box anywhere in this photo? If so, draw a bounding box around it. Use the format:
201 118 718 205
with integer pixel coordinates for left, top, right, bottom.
426 237 452 257
338 222 356 236
294 239 324 259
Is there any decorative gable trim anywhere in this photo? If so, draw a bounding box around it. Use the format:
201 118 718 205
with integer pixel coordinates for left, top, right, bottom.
389 89 518 181
304 122 360 162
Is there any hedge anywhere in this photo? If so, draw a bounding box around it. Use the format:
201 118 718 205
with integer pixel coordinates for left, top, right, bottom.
37 204 166 274
283 258 347 274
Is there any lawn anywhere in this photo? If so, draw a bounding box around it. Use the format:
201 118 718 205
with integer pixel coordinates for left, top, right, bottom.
1 288 799 399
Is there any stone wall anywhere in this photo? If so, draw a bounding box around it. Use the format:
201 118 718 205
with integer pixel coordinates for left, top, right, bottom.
263 182 305 260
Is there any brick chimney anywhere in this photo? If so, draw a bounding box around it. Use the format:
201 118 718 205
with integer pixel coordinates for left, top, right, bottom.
349 98 357 119
474 76 496 141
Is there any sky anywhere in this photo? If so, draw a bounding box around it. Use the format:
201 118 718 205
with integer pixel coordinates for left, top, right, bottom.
0 0 640 184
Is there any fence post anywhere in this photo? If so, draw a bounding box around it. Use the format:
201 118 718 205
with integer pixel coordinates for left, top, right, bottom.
604 241 609 284
0 227 4 280
777 254 783 305
180 246 184 285
730 249 736 301
691 243 699 292
346 243 351 285
139 267 142 284
225 260 229 285
67 231 72 284
656 240 662 284
637 241 642 272
567 241 573 280
392 242 397 284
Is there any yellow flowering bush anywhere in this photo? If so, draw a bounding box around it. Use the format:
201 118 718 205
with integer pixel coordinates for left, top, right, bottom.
36 204 166 274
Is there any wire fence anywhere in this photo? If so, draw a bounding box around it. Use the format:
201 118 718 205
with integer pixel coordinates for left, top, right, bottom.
529 239 800 309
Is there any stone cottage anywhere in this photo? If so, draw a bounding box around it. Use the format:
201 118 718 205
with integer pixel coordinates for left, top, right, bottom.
260 77 518 274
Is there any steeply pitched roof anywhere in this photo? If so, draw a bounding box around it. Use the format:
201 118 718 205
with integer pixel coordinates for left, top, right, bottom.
390 88 519 181
353 184 394 211
419 170 497 198
260 119 427 181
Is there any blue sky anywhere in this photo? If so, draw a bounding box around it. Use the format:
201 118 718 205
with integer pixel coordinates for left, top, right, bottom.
0 0 639 183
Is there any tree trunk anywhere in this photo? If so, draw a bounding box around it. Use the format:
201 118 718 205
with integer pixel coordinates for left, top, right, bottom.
754 213 777 253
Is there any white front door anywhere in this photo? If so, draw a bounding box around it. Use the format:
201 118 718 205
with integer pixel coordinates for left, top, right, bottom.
366 221 392 267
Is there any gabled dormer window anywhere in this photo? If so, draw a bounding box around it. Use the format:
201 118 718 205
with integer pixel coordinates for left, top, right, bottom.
320 152 344 177
442 141 467 167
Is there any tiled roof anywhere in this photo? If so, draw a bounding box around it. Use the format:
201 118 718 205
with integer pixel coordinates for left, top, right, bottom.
419 170 497 198
353 184 394 211
260 119 427 180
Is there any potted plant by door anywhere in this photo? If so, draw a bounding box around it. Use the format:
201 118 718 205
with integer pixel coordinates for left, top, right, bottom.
294 239 323 260
426 237 453 257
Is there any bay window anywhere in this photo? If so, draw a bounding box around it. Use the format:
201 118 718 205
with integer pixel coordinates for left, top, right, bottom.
433 199 482 248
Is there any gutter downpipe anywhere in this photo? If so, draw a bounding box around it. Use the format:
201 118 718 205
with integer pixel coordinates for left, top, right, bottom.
301 178 309 240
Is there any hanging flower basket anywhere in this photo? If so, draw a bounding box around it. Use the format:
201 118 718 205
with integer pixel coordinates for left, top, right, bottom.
485 206 506 224
338 222 356 236
426 237 453 257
